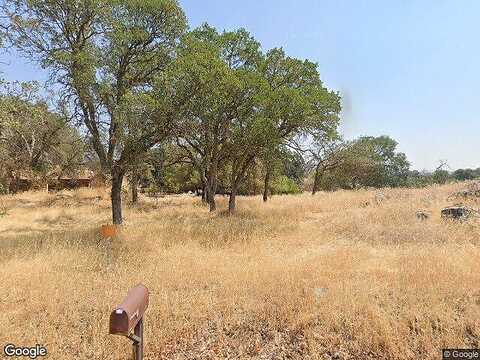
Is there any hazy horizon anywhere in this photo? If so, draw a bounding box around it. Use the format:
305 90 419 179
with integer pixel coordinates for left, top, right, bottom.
1 0 478 171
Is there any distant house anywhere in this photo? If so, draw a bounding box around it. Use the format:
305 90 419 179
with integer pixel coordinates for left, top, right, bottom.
47 177 92 191
9 176 32 193
8 170 97 193
47 170 95 191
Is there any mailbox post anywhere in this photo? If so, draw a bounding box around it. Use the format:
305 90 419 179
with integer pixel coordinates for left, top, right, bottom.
109 284 149 360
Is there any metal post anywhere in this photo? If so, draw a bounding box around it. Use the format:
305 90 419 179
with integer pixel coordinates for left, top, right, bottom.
132 318 143 360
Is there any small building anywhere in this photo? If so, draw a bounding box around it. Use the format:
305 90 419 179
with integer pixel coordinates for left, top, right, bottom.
9 176 32 193
7 170 97 193
47 170 95 191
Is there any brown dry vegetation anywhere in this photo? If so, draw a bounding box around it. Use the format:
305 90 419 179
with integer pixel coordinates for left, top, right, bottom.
0 183 479 359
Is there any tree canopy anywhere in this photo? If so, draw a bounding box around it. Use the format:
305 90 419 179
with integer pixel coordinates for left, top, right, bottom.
0 81 84 191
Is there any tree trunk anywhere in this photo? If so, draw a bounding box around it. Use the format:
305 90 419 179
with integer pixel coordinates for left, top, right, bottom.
201 179 207 203
312 167 321 195
111 166 125 225
206 169 217 212
196 169 208 204
263 169 271 202
228 184 237 214
207 186 216 211
131 172 138 204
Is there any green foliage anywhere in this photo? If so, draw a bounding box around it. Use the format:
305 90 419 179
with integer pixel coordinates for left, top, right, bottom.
5 0 187 100
352 136 410 188
145 182 161 197
405 170 434 188
136 145 199 194
261 48 341 137
4 0 187 221
271 175 302 195
161 164 198 193
156 22 342 210
313 135 411 190
0 81 85 182
404 168 480 188
452 168 480 181
0 181 8 195
280 149 306 187
432 169 450 185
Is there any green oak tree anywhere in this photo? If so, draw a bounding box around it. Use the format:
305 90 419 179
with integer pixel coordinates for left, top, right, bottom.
156 24 263 212
4 0 187 223
258 48 342 202
313 135 411 190
0 81 84 191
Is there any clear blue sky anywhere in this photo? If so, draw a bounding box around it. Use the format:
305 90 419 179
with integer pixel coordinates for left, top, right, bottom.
1 0 478 170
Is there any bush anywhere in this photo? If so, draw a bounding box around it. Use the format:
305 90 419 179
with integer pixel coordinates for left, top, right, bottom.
146 183 161 197
0 180 8 195
271 176 301 195
0 196 7 217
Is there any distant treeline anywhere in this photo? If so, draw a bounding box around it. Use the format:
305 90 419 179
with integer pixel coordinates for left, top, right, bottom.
0 82 476 206
406 167 480 187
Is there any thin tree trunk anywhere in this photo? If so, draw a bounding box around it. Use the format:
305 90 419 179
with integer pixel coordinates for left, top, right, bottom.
228 184 237 214
206 168 217 212
131 173 138 204
9 175 17 194
200 176 207 203
312 166 321 195
111 166 125 225
263 169 271 202
207 185 216 211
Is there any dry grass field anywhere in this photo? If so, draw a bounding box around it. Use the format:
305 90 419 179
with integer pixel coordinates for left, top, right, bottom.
1 183 479 359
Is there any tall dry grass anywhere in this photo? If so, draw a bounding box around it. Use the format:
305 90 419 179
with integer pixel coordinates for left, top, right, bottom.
0 183 479 359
